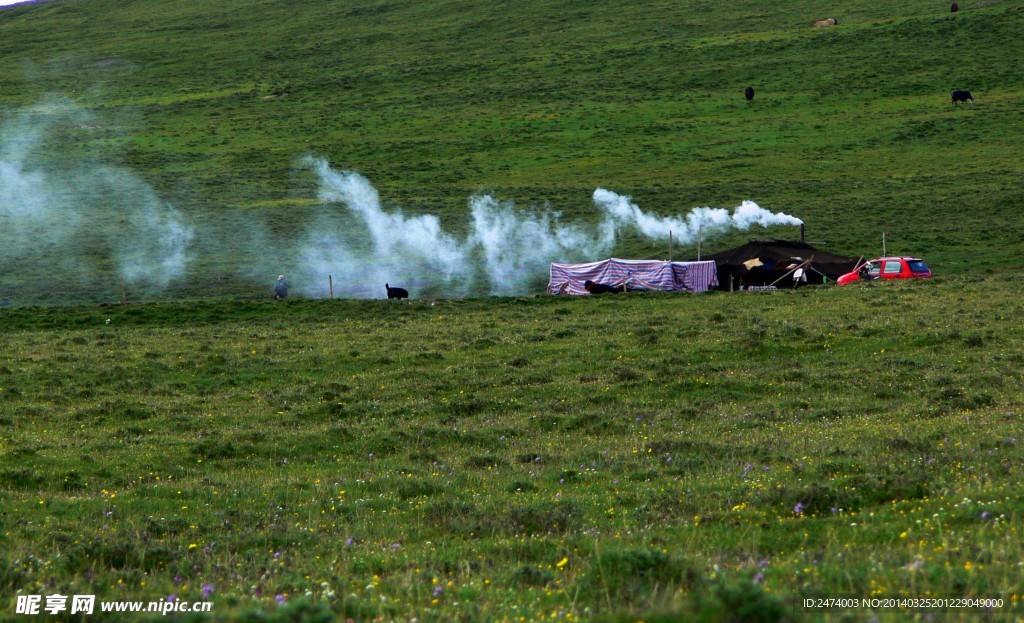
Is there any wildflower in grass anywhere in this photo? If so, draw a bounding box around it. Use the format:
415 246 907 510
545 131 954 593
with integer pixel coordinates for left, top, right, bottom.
275 595 286 606
432 585 443 598
794 502 805 516
980 511 991 520
167 594 177 603
753 571 764 584
201 584 213 599
173 575 182 585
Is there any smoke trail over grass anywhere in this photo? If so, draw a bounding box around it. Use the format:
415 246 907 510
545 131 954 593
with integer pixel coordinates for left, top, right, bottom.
0 98 193 296
592 188 803 242
468 194 614 296
297 157 802 297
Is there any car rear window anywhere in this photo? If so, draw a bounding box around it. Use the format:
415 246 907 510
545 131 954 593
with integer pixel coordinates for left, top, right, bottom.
907 260 929 273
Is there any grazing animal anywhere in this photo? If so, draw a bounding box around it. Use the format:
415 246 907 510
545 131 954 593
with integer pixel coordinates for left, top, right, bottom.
584 280 621 294
812 18 838 27
950 2 959 12
385 283 409 299
951 89 974 105
745 86 755 101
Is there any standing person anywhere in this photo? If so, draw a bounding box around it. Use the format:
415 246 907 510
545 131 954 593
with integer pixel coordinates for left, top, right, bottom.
274 275 289 300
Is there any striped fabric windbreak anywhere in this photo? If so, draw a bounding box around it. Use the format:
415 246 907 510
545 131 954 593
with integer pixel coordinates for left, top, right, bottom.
547 259 718 295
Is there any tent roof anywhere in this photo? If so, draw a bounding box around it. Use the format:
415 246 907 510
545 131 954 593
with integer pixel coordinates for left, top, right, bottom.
699 239 858 266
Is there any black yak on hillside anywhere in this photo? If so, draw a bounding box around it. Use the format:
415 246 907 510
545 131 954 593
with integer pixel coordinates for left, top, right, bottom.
951 89 974 105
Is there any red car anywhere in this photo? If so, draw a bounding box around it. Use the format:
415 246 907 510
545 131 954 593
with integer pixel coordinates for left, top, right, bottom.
837 257 932 285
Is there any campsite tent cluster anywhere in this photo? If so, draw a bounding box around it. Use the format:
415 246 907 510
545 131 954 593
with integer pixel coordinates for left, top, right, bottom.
547 240 859 295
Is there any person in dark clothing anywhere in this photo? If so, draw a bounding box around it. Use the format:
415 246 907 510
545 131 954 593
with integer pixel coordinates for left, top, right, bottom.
274 275 289 300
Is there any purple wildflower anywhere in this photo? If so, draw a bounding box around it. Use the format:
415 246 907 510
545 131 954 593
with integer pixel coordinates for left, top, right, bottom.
202 584 214 599
794 502 805 516
167 594 177 603
275 594 286 606
980 511 991 520
432 585 444 597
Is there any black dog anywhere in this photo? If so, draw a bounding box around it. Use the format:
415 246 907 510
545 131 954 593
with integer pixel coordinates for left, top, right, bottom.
386 283 409 299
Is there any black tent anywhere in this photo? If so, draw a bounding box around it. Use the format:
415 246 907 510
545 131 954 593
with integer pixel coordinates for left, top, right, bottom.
698 240 859 290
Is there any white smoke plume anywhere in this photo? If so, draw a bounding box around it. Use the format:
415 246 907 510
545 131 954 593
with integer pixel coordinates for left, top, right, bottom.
592 188 802 243
305 156 469 283
296 158 802 297
467 194 613 295
0 97 194 291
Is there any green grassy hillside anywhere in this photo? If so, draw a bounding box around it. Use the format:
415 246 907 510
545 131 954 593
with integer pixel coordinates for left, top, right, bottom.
2 0 1023 304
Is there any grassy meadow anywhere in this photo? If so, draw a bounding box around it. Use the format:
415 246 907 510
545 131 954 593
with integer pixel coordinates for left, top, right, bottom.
2 276 1024 621
2 0 1024 620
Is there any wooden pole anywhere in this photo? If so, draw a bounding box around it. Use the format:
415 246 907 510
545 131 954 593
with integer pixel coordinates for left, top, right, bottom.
119 276 127 306
882 232 888 257
668 230 673 262
697 224 703 260
329 274 334 299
